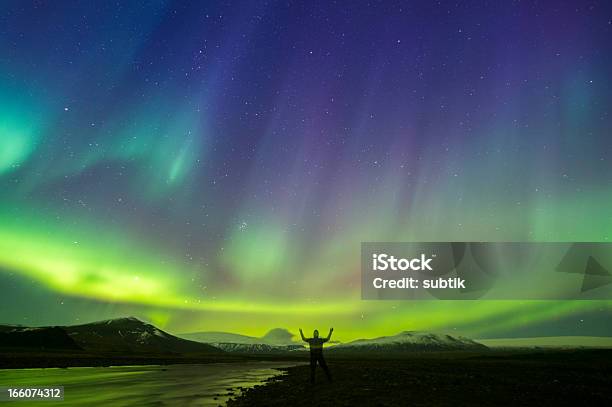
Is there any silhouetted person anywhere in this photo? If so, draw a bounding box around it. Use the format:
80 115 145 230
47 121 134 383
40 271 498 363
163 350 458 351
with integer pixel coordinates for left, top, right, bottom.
300 327 333 383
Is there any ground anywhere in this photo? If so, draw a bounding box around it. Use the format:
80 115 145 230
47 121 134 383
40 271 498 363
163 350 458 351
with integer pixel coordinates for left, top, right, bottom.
227 350 612 406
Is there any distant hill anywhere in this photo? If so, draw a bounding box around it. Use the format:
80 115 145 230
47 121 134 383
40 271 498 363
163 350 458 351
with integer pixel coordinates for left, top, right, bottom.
212 343 305 353
0 317 222 355
477 336 612 349
329 331 487 353
261 328 295 345
180 328 297 346
179 328 303 354
180 331 262 345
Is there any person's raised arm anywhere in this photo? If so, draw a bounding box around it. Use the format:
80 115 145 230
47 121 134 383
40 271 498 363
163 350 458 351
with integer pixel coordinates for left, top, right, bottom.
299 328 307 342
324 327 333 342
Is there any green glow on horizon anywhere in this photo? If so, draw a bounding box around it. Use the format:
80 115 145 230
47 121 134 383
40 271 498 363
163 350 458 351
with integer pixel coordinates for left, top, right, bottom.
0 223 362 315
0 209 360 315
0 219 183 306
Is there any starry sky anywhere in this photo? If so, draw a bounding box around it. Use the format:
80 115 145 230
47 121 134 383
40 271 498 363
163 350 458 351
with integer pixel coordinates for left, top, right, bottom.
1 0 611 341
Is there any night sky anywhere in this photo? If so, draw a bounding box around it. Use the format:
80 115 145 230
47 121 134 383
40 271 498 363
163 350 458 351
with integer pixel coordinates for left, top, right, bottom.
1 1 611 341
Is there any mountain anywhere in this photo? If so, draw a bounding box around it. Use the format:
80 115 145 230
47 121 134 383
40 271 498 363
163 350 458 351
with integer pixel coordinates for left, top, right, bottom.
261 328 295 345
0 326 82 350
212 343 304 353
180 328 297 346
329 331 487 353
0 317 222 355
65 317 222 354
179 331 261 345
178 328 302 353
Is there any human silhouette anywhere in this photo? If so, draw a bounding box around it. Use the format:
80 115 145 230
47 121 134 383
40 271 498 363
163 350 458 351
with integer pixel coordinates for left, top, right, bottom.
300 327 333 383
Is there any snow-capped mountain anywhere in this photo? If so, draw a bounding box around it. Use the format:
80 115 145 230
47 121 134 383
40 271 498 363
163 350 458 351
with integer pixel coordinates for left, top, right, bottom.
180 328 296 346
63 317 222 353
329 331 486 352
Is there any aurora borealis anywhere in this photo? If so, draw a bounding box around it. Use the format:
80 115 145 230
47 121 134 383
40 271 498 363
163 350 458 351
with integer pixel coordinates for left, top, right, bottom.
1 0 611 341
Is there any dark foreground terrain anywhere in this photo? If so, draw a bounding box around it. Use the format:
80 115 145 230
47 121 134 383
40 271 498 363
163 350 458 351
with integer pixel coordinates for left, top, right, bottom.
227 350 612 406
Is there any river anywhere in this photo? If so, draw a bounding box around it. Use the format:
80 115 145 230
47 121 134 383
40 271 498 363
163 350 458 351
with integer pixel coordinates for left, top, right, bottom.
0 361 301 406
